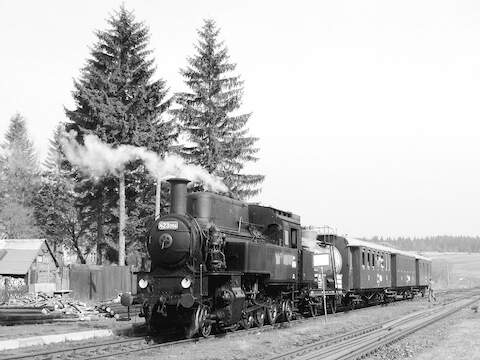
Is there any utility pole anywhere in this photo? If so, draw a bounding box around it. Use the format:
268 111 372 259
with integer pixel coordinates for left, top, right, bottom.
118 170 126 266
155 180 161 219
321 266 327 323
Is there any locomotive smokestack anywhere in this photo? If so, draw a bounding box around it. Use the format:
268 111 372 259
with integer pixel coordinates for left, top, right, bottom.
168 178 190 215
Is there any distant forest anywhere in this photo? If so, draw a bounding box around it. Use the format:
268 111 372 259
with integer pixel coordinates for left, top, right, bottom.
366 236 480 253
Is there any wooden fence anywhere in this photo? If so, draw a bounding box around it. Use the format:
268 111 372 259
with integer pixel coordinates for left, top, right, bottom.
67 265 137 302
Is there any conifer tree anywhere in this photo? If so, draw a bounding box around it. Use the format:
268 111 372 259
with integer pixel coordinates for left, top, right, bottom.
173 19 264 199
65 7 175 264
44 124 67 174
0 113 39 206
0 113 40 238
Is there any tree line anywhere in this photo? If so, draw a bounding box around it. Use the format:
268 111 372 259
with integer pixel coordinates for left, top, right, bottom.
367 235 480 253
0 7 263 266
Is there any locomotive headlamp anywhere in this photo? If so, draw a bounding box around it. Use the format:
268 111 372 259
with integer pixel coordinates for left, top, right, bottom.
138 279 149 289
181 277 192 289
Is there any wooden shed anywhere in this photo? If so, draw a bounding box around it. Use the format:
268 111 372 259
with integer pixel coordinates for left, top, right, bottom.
0 239 58 295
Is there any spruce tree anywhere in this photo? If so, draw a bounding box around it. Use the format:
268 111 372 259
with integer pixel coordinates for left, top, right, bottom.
44 124 67 174
0 113 40 238
173 19 264 199
65 7 175 264
0 113 39 206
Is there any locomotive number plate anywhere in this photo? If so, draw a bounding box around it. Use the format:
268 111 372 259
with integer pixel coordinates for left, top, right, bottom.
158 221 179 230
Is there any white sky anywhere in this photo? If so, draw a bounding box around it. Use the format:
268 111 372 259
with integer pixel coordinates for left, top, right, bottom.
1 0 480 238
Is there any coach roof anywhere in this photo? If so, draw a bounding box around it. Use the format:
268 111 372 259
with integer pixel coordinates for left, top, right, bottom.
344 237 431 261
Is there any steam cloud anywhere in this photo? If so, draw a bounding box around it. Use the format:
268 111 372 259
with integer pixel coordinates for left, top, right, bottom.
60 132 228 192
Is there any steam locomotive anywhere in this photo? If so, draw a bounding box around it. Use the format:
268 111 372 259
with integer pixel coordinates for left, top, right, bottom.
134 178 431 337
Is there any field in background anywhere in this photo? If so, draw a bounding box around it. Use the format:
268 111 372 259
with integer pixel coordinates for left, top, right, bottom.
422 252 480 289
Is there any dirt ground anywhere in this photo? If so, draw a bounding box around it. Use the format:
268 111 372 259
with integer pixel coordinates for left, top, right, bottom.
367 304 480 360
416 310 480 360
130 299 434 360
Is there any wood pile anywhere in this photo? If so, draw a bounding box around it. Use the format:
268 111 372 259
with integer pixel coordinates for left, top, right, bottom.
0 293 97 325
0 293 142 325
95 302 142 320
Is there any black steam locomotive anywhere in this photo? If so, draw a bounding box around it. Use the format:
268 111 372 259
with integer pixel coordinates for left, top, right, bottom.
135 178 431 337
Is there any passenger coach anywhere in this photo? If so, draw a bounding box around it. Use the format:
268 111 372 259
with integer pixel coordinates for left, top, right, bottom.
327 236 431 306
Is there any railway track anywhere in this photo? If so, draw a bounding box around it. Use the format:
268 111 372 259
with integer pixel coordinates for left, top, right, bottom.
266 295 480 360
2 290 477 360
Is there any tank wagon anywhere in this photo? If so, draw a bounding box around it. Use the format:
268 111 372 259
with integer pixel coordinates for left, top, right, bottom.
133 178 431 337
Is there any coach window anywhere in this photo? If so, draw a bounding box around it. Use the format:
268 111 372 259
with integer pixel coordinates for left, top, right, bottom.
362 249 366 269
290 228 298 248
380 255 384 269
367 252 371 268
372 252 375 268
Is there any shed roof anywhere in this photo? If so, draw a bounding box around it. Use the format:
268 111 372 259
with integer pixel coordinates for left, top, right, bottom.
0 239 57 276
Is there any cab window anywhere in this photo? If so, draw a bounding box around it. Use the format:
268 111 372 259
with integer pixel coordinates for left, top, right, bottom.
290 228 298 248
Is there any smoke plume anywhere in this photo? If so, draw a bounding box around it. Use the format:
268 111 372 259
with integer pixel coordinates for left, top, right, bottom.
60 132 228 192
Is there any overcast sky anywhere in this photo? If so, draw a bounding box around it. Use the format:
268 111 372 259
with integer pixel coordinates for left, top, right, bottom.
1 0 480 238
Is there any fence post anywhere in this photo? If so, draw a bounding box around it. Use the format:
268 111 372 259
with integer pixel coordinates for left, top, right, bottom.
4 277 10 303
